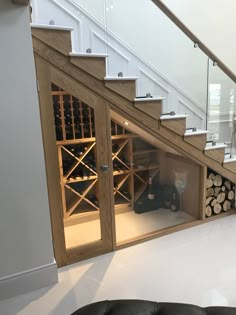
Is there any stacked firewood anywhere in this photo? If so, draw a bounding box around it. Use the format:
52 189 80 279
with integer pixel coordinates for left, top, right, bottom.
205 172 235 217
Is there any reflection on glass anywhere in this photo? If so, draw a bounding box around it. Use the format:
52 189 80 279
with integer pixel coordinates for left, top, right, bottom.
111 113 200 245
208 62 236 145
173 170 188 212
105 0 208 128
51 84 101 249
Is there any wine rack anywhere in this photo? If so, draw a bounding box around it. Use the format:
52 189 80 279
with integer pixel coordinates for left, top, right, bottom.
52 84 160 225
52 84 95 142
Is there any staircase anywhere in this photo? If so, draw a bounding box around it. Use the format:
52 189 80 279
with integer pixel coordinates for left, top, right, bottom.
32 25 236 184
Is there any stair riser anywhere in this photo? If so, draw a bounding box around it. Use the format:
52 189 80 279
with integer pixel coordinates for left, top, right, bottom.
71 57 106 80
223 162 236 174
105 80 136 101
161 118 186 136
32 28 71 56
134 100 162 120
184 134 207 150
205 148 225 163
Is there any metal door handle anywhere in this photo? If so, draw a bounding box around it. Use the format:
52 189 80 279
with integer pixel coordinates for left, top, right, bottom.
100 165 109 173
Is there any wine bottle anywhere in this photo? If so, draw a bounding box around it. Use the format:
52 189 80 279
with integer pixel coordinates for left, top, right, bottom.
121 190 131 199
74 124 82 139
147 176 155 200
55 126 63 141
112 143 120 152
70 182 85 194
89 195 99 207
111 121 116 135
65 124 73 140
70 166 84 179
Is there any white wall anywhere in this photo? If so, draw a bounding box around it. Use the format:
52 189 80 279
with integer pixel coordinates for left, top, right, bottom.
162 0 236 75
0 0 55 280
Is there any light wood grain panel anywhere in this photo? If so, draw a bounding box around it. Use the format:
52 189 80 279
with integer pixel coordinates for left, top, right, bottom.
67 240 111 264
161 117 186 135
184 134 207 150
200 166 207 221
32 28 71 56
223 161 236 174
134 100 162 120
105 80 136 101
205 148 225 163
94 101 114 250
34 55 67 267
70 56 106 80
204 208 236 223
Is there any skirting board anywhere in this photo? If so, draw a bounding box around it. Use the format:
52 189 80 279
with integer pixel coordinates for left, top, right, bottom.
0 260 58 300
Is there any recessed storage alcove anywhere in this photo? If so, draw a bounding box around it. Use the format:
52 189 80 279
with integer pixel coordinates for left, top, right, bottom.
52 84 202 249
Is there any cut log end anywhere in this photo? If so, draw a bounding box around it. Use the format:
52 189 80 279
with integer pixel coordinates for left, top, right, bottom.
213 175 223 187
223 200 231 212
213 203 222 214
205 205 212 217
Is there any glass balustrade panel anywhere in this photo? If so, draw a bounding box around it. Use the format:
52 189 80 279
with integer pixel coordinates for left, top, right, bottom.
105 0 208 130
207 61 236 155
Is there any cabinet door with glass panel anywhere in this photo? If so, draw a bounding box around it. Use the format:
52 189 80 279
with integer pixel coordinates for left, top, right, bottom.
51 84 113 262
110 111 200 247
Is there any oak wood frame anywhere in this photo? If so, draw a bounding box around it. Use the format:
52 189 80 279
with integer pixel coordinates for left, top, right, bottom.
35 56 116 266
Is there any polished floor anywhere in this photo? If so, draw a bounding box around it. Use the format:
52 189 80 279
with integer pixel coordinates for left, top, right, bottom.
1 215 236 314
65 209 194 248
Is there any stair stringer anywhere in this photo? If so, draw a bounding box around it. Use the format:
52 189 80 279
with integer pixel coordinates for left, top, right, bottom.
32 28 236 184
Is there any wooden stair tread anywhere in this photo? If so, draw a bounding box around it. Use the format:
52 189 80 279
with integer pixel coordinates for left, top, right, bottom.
205 143 227 150
31 24 74 31
69 52 108 58
184 129 208 136
224 157 236 163
104 76 138 81
134 97 165 102
160 114 188 120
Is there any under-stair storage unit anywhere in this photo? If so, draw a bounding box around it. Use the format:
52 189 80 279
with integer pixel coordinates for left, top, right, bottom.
32 25 236 267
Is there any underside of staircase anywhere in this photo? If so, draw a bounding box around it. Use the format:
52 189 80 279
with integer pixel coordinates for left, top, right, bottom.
31 25 236 184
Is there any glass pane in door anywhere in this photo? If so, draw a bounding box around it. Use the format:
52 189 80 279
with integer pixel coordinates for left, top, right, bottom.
51 84 101 249
110 111 200 245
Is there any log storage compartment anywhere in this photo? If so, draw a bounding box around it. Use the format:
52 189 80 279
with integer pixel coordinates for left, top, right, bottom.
205 169 236 218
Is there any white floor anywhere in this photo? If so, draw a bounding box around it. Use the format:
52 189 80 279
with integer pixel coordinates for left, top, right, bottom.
1 215 236 314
